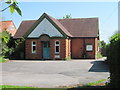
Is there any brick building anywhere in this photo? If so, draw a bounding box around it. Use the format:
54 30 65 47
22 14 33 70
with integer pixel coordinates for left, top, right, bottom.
0 20 17 36
14 13 99 59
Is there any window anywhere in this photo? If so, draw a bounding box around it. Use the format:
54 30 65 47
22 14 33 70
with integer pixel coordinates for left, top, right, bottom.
86 44 93 51
32 41 36 53
10 25 14 30
55 41 60 54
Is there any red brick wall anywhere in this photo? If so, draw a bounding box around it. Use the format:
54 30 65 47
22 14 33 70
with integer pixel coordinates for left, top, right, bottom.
71 38 83 58
25 39 42 59
50 38 70 59
25 38 98 59
85 38 95 59
7 22 17 36
65 39 71 58
95 37 98 58
1 21 17 36
71 38 98 59
25 38 70 60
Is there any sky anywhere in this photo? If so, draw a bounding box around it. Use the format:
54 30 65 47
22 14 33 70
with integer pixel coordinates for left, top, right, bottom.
2 2 118 43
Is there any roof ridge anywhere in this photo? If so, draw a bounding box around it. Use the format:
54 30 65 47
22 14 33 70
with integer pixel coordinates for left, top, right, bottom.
22 20 37 21
1 20 13 22
58 17 98 20
45 13 72 37
14 13 99 38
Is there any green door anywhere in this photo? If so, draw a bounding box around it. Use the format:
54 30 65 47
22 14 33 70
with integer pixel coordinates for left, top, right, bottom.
43 42 50 59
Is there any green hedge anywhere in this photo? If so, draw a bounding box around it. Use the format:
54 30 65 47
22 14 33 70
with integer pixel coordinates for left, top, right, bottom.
10 39 25 59
106 33 120 88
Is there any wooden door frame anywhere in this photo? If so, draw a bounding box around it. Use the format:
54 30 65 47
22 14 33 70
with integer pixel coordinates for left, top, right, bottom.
41 41 50 59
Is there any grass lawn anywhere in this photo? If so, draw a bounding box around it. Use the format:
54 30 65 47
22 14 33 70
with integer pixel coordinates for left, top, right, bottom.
0 85 65 90
0 79 107 90
0 85 35 88
0 57 8 63
82 79 106 87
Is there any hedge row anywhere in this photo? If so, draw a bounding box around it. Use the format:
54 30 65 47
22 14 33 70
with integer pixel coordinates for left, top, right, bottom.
106 33 120 88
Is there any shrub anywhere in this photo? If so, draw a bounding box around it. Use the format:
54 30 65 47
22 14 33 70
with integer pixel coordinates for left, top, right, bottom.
106 33 120 88
0 30 14 57
96 52 103 59
0 57 7 63
10 38 25 59
0 30 25 59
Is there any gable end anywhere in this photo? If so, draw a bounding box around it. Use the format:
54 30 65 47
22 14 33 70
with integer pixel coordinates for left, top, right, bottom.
24 13 68 38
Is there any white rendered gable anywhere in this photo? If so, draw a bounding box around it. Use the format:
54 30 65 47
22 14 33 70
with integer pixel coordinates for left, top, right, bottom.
28 18 63 38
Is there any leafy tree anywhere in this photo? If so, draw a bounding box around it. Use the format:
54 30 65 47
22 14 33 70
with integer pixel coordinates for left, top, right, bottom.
98 40 107 56
63 14 72 19
0 30 25 58
98 40 106 48
10 37 25 59
0 30 14 57
0 0 22 16
0 0 22 58
110 33 120 42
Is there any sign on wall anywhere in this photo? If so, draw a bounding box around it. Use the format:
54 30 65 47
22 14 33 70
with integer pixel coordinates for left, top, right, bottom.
86 45 93 51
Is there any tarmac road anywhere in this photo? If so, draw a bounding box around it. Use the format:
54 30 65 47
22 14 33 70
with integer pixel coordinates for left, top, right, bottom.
0 58 109 88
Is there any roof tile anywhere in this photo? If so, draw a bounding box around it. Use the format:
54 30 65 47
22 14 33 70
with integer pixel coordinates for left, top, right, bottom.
14 14 99 38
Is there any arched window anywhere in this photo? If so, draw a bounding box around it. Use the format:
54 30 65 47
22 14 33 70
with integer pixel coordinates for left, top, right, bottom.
32 41 36 53
55 40 60 54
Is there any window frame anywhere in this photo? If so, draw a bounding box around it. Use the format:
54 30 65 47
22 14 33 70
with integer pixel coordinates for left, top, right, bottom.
31 41 36 54
86 44 93 51
55 40 60 54
10 25 14 30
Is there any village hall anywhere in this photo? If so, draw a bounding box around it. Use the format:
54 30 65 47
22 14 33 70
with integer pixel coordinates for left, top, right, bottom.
14 13 99 60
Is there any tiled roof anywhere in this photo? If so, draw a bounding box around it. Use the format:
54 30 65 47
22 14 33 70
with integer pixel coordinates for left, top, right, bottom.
0 20 13 31
47 14 72 37
14 13 99 38
58 18 99 37
14 20 36 38
0 20 17 36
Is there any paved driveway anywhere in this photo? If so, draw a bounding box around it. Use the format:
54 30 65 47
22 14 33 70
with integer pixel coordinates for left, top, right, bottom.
0 58 109 88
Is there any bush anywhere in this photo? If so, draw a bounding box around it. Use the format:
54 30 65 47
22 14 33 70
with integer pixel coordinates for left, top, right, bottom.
10 38 25 59
96 52 103 59
106 33 120 88
0 57 7 63
0 30 14 57
0 30 25 59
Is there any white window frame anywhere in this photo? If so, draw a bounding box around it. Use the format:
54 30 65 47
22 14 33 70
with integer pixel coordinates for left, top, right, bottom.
32 41 36 54
86 44 93 51
55 40 60 54
10 25 14 30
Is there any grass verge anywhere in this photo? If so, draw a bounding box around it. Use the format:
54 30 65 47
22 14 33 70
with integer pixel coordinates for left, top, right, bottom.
63 79 107 89
0 85 65 90
0 79 107 89
0 85 35 88
0 57 8 63
83 79 106 87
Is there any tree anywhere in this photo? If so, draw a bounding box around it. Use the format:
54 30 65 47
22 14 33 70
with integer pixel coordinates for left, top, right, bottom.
0 30 25 58
10 37 25 59
63 14 72 19
0 0 22 16
98 40 107 56
0 30 14 57
98 40 106 48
